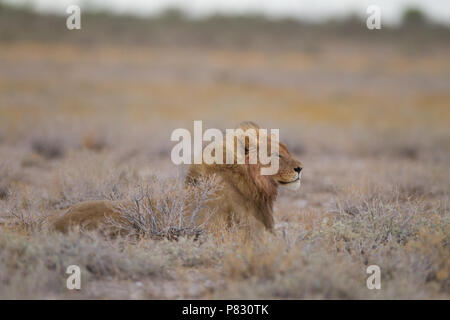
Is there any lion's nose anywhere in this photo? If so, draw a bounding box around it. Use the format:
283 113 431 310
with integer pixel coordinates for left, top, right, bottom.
294 167 302 173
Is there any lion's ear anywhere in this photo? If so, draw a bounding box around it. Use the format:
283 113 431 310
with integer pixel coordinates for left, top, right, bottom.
236 121 260 131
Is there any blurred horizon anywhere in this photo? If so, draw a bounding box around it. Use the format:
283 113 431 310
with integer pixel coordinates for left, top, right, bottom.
1 0 449 49
3 0 450 26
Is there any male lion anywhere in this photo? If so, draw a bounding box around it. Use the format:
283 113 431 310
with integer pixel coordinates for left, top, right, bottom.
50 122 303 235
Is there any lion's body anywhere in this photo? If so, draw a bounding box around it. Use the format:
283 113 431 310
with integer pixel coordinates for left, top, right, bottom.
186 162 277 232
50 122 302 235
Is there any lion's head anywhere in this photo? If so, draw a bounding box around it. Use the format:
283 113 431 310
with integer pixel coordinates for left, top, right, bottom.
237 121 302 189
272 141 303 190
232 121 302 191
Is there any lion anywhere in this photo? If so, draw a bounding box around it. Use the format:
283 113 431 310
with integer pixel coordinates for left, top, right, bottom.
50 122 303 236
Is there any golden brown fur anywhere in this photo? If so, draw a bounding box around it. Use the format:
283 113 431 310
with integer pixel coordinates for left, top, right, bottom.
50 122 303 235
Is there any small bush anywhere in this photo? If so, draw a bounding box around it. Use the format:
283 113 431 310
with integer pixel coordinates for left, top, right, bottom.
330 185 423 251
31 136 65 159
110 175 220 240
0 159 19 200
0 230 169 298
53 152 135 209
2 190 49 232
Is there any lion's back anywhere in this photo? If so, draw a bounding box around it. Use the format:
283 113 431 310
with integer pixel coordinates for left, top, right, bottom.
50 200 121 233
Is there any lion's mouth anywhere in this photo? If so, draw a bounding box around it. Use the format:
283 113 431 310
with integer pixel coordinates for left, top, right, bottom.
278 178 300 185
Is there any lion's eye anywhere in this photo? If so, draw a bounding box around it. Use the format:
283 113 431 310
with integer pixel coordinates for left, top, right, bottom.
271 152 280 158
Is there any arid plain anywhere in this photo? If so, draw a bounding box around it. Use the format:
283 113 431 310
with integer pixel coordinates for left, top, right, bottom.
0 8 449 298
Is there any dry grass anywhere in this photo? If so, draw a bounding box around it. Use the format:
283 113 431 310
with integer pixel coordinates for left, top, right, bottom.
109 175 220 240
0 38 448 299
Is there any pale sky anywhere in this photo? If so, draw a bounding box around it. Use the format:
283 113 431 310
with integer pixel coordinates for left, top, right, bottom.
5 0 450 25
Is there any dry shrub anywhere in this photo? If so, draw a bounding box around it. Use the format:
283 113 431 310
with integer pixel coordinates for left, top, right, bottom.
316 184 450 296
109 175 220 241
31 136 66 159
1 187 52 232
0 186 8 201
0 161 13 200
223 236 292 280
216 190 449 299
405 226 450 292
81 132 109 152
52 152 136 209
220 246 365 299
0 230 170 299
331 185 424 251
385 163 449 200
27 122 76 159
0 148 50 230
151 236 222 268
216 227 371 299
0 149 23 201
